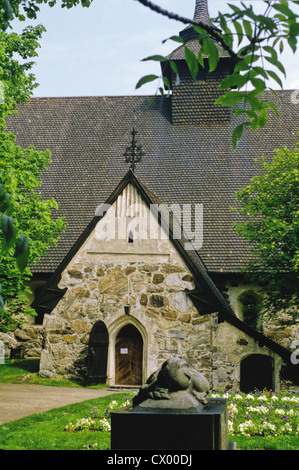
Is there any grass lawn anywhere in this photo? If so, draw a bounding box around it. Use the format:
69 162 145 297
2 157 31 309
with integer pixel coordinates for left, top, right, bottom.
0 359 299 450
0 358 106 388
0 393 128 450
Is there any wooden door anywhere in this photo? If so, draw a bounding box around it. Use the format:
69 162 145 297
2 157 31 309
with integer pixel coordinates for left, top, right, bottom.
87 321 109 384
115 325 143 385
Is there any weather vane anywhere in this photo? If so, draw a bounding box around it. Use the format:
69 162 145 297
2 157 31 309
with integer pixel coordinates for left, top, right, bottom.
124 128 145 172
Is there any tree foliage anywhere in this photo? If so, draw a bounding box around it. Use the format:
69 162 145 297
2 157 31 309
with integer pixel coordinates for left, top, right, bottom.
0 21 65 331
136 0 299 148
234 143 299 323
0 0 93 31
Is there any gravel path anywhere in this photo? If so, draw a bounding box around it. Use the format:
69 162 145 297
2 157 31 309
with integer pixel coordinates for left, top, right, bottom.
0 383 118 424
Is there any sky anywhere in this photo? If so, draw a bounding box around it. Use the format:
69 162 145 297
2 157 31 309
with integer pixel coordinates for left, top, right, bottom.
10 0 299 97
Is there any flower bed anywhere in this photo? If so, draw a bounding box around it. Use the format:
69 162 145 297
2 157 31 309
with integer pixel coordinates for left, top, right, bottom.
63 390 299 441
64 397 132 433
210 390 299 438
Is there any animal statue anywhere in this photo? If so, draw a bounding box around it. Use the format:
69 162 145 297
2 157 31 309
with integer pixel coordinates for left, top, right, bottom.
132 357 209 409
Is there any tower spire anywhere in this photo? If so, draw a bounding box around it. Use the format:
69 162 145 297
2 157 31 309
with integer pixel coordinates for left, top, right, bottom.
180 0 215 42
193 0 210 25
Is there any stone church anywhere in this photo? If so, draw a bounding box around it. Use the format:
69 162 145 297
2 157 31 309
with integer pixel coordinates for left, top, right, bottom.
3 0 299 392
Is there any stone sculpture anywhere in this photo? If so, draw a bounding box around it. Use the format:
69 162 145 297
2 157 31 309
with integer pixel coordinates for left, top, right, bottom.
132 357 209 410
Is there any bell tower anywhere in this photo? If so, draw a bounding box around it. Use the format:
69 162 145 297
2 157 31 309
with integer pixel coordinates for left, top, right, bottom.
162 0 234 125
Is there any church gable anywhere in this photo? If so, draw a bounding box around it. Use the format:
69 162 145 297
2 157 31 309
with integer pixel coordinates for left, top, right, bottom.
37 173 297 390
39 177 214 384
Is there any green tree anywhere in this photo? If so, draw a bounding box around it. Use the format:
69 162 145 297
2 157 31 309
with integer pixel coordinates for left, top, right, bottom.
0 131 65 331
0 0 93 31
234 143 299 323
0 23 65 331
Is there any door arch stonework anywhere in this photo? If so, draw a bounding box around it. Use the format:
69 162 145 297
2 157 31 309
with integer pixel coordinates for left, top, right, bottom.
107 316 148 386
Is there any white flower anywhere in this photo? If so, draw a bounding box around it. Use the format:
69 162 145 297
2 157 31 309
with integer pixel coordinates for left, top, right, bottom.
228 420 234 433
281 396 299 403
261 422 276 432
99 418 111 432
246 394 255 400
228 404 238 414
281 424 292 433
235 394 243 400
238 420 255 436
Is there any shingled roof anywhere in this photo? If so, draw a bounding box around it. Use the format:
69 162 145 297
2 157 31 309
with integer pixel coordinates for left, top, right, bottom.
6 90 299 275
4 0 299 276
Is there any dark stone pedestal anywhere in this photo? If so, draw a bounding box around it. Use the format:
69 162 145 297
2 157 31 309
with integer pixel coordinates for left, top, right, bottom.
111 398 228 450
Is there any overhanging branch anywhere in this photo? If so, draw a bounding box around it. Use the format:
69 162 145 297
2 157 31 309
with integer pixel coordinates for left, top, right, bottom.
134 0 239 60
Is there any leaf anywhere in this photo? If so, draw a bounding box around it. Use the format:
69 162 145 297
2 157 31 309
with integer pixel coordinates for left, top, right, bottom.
192 25 207 36
232 123 245 149
215 91 244 106
135 75 159 90
14 234 30 273
184 47 198 80
245 110 259 131
0 184 6 197
243 19 253 39
290 21 299 38
228 3 242 14
267 70 283 89
170 61 178 75
162 35 184 45
197 49 204 69
142 55 168 63
263 45 278 61
145 96 156 109
258 107 268 129
267 100 279 120
163 76 170 90
272 2 296 19
219 74 247 90
233 20 243 46
251 66 269 81
244 92 263 110
218 12 227 32
1 213 17 250
233 108 245 117
202 39 219 72
264 56 286 77
250 77 266 95
0 192 12 213
287 30 297 53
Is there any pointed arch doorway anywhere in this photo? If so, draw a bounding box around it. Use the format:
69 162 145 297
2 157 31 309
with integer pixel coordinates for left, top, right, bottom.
240 354 274 392
87 321 109 384
115 324 143 386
